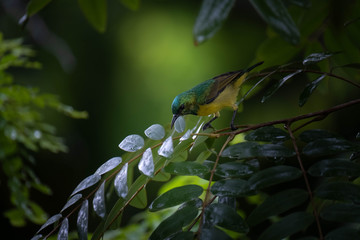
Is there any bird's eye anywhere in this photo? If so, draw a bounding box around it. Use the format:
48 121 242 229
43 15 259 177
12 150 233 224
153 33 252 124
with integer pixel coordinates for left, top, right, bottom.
179 104 185 112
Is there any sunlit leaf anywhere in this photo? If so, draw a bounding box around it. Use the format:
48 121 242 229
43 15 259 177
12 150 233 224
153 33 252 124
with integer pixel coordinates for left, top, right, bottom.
249 0 300 44
211 179 253 197
70 174 101 196
26 0 53 16
149 185 203 212
308 159 360 177
57 218 68 240
95 157 122 175
303 137 358 157
144 124 165 140
199 228 231 240
61 194 82 213
93 181 106 218
164 161 210 177
158 136 174 158
204 203 248 233
249 165 302 190
114 163 128 198
245 126 289 142
299 74 326 107
215 162 256 178
302 52 337 65
118 134 144 152
325 225 360 240
321 203 360 223
36 213 62 234
258 212 314 240
174 116 185 133
315 181 360 204
149 205 198 240
193 0 236 45
247 189 308 226
78 0 107 32
77 200 89 240
261 70 302 103
138 148 154 177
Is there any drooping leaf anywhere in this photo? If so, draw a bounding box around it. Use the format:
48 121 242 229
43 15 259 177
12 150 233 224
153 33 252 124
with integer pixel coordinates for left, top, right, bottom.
149 185 203 212
258 212 314 240
325 225 360 240
247 189 308 226
144 124 165 140
308 159 360 177
215 162 256 178
299 74 326 107
77 200 89 240
174 116 186 133
249 165 302 190
149 205 198 240
70 174 101 197
249 0 300 44
303 137 358 157
26 0 53 16
118 134 144 152
221 141 295 159
261 70 302 103
320 203 360 223
95 157 122 175
245 126 289 142
164 161 210 177
36 213 62 234
57 218 69 240
158 136 174 158
302 52 337 65
78 0 107 33
138 147 154 177
315 181 360 204
60 194 82 213
193 0 236 45
93 181 106 218
299 129 339 142
211 179 253 197
204 203 248 233
114 163 128 198
199 228 232 240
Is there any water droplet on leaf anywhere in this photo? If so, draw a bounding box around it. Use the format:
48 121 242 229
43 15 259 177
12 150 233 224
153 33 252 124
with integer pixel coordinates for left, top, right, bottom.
158 136 174 158
119 134 144 152
95 157 122 175
58 218 69 240
77 200 89 240
145 124 165 140
174 116 185 133
93 181 106 218
138 148 154 177
114 163 128 198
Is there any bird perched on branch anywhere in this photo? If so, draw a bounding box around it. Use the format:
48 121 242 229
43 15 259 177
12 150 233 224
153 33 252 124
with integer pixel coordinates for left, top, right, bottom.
171 61 263 130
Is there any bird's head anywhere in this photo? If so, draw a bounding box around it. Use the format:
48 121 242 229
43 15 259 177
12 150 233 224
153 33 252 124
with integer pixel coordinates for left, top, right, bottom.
171 92 197 128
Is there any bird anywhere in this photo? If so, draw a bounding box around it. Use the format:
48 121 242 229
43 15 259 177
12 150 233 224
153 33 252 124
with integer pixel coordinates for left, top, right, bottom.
171 61 263 131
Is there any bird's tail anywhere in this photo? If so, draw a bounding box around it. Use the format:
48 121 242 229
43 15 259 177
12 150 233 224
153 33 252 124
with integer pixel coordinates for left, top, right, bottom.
245 61 264 73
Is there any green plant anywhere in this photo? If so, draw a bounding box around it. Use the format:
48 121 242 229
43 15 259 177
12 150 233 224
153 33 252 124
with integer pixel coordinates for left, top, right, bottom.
0 33 87 227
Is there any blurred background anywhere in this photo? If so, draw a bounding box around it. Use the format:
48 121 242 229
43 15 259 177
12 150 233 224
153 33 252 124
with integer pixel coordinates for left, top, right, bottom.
0 0 359 238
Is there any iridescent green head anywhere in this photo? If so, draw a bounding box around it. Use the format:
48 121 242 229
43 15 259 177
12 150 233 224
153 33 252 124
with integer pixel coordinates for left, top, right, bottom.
171 91 198 128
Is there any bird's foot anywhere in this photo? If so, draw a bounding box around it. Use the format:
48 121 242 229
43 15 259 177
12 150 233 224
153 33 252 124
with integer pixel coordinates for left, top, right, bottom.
203 122 214 131
230 123 238 131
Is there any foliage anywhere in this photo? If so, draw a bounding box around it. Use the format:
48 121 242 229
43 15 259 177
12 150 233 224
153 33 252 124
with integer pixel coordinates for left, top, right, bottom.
0 34 88 227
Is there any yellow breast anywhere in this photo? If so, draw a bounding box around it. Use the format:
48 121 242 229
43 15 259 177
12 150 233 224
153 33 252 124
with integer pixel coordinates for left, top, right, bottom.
197 85 239 116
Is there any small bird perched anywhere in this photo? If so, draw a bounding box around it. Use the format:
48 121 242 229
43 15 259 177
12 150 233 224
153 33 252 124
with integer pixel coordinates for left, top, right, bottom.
171 61 263 130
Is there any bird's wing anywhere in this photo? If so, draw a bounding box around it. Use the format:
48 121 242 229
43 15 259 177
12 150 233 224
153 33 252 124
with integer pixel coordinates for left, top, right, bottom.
204 71 244 104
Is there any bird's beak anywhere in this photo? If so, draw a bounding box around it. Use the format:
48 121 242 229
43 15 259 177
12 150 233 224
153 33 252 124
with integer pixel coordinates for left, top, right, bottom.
171 114 180 129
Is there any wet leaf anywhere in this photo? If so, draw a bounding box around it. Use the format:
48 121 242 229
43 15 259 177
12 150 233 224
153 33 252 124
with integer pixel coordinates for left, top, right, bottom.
145 124 165 140
315 181 360 204
93 181 106 218
258 212 314 240
36 213 62 234
57 218 68 240
247 189 308 226
70 174 101 196
193 0 236 45
158 136 174 158
321 203 360 223
61 194 82 212
215 162 256 178
149 185 203 212
250 0 300 44
211 179 253 197
204 203 248 233
95 157 122 175
149 205 198 240
303 137 358 156
119 134 144 152
77 200 89 240
180 129 192 141
302 52 336 65
245 126 289 142
325 226 360 240
299 74 326 107
78 0 107 33
221 141 295 159
261 70 302 103
174 116 185 133
164 161 210 177
114 163 128 198
138 148 154 177
308 159 360 177
249 165 302 190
